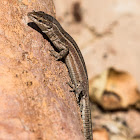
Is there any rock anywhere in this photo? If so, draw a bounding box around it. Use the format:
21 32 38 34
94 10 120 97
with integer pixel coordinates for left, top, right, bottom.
125 110 140 138
89 68 140 110
0 0 84 139
93 128 109 140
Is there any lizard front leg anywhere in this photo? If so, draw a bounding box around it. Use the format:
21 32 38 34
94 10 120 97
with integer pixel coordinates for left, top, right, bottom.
49 39 69 60
50 49 68 60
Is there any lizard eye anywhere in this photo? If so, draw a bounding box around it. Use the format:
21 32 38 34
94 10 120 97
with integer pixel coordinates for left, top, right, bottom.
39 20 42 22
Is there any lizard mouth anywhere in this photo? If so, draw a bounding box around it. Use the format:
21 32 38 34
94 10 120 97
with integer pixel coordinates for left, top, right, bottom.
28 14 38 23
27 12 38 21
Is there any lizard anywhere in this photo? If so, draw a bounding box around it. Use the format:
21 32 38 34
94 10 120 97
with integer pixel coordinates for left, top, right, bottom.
27 11 93 140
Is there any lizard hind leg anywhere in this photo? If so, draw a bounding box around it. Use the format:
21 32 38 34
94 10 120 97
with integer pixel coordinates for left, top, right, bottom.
67 81 83 95
67 81 84 104
49 48 68 60
75 81 84 95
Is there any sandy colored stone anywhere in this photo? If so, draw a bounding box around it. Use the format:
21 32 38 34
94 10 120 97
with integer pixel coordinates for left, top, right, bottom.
0 0 84 140
110 135 128 140
90 68 140 109
125 110 140 138
93 128 109 140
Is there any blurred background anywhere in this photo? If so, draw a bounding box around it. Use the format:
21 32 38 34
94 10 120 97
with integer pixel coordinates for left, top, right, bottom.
53 0 140 140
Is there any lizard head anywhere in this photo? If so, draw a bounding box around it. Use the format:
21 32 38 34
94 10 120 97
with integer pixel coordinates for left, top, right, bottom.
27 11 54 32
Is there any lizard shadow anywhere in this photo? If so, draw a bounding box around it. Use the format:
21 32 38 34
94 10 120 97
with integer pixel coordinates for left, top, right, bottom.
27 22 64 61
27 22 53 45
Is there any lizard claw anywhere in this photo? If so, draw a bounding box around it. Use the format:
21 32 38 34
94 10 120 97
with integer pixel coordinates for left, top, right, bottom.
49 50 55 56
67 81 73 88
69 89 75 92
49 50 60 60
66 81 75 92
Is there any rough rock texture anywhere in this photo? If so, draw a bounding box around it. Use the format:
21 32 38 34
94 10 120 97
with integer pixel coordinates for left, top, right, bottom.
0 0 84 140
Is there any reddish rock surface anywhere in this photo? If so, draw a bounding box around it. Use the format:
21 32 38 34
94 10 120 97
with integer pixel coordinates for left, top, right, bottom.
0 0 84 139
